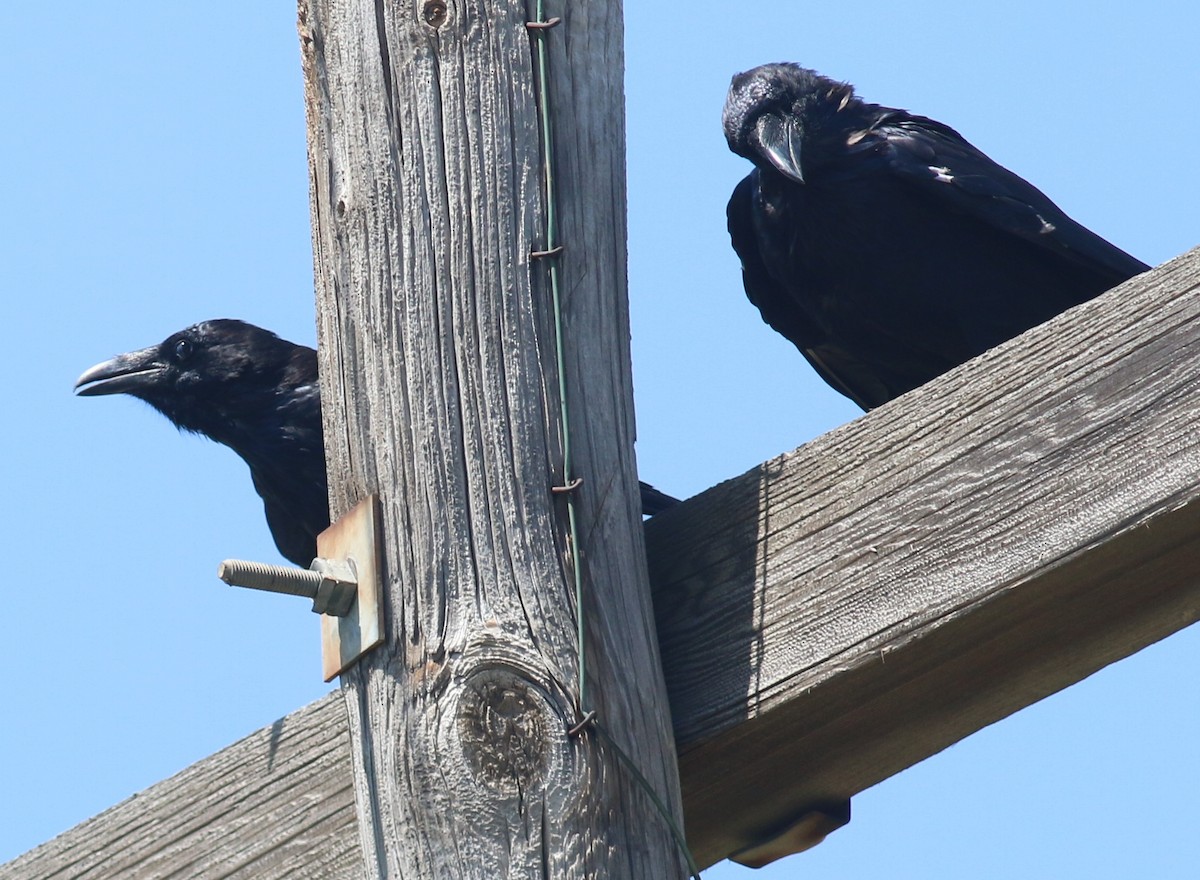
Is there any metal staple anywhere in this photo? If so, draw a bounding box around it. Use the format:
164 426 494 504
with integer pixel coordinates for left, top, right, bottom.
526 5 701 877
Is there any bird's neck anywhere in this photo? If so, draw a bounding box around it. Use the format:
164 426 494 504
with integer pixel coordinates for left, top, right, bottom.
182 382 321 470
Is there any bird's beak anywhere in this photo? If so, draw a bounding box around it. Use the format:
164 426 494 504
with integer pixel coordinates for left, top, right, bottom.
755 113 805 183
74 345 166 397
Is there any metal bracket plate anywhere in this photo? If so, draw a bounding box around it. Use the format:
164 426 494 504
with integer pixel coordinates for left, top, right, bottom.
318 495 385 681
729 799 851 868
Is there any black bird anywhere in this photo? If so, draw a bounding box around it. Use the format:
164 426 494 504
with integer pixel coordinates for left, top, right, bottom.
75 319 678 566
75 320 328 566
724 63 1149 410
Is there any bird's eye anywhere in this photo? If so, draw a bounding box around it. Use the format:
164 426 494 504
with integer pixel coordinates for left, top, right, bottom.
173 338 194 362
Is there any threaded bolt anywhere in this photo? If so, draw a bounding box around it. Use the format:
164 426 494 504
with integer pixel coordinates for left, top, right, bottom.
217 559 322 599
217 557 359 617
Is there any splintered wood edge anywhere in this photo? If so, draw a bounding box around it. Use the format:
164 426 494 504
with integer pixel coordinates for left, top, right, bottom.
319 495 385 681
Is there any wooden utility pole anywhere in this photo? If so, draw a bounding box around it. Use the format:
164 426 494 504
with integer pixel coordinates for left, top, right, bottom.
9 249 1200 878
299 0 687 877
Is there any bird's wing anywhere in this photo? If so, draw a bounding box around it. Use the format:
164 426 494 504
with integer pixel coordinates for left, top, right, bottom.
250 469 320 567
727 173 886 409
867 113 1149 281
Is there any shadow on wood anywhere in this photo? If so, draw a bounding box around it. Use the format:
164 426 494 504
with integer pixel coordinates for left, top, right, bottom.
5 247 1200 877
648 245 1200 864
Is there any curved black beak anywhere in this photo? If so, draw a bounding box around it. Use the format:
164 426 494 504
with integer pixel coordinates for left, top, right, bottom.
754 112 805 183
74 345 166 397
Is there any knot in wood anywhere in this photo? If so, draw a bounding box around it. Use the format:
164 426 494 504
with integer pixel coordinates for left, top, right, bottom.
422 0 448 28
458 674 551 794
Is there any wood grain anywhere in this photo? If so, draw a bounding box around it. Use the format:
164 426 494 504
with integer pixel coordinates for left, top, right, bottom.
7 243 1198 876
648 245 1200 864
300 0 687 877
0 693 359 879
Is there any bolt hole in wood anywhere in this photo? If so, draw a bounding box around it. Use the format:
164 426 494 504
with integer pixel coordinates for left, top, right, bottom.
457 670 556 794
422 0 447 28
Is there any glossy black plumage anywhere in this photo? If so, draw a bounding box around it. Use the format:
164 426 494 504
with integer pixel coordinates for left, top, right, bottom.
76 320 678 565
75 320 328 565
724 63 1149 409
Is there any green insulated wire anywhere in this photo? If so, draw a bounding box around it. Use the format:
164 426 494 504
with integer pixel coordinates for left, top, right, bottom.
595 723 704 880
530 0 587 714
529 5 700 877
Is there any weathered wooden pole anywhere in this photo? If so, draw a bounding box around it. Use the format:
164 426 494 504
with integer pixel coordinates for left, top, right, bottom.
299 0 687 876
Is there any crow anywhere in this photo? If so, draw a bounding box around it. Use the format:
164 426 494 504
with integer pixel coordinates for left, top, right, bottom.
75 319 678 566
723 63 1149 410
75 321 328 566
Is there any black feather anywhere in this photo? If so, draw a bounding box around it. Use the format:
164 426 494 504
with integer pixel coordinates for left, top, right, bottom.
724 63 1149 409
76 319 678 565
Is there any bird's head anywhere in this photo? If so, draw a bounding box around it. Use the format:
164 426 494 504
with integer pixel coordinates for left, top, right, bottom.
723 63 858 184
74 319 315 438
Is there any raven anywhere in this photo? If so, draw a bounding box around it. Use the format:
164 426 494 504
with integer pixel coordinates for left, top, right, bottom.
75 320 328 566
724 63 1149 410
75 319 678 566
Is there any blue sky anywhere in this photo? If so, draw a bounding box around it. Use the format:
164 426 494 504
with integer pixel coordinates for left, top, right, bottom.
3 2 1198 877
